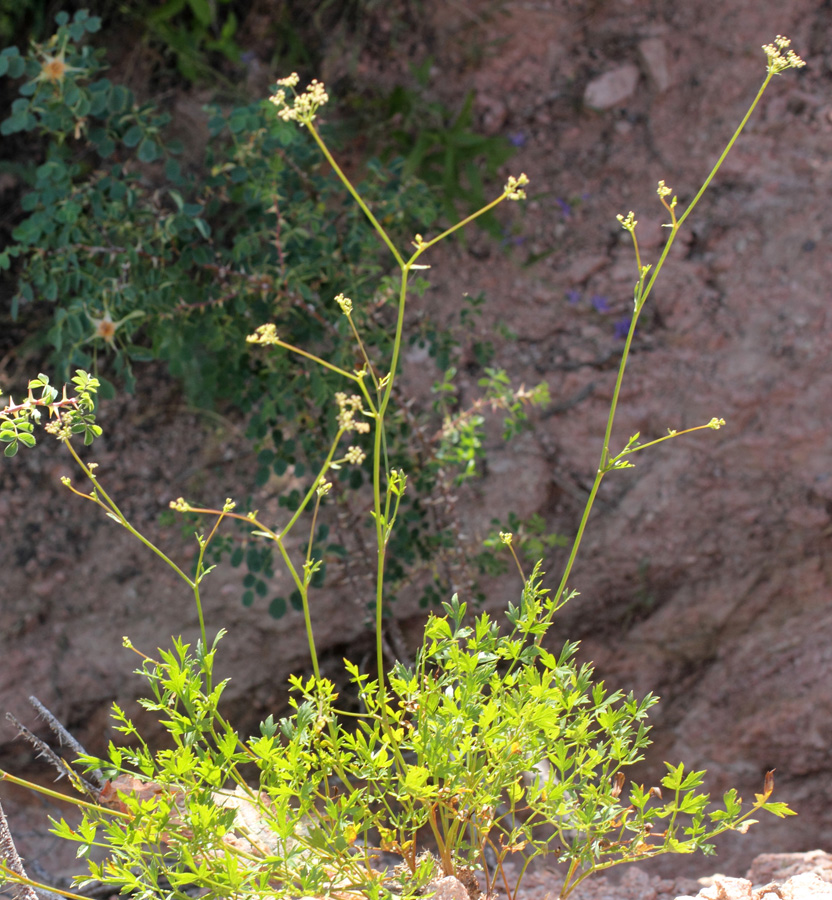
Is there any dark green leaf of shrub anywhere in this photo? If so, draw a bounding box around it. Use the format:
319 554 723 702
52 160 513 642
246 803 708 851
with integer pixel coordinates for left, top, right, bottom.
242 590 254 607
6 56 24 78
109 85 129 114
228 112 248 134
165 158 182 182
97 378 115 400
137 138 159 162
246 547 262 573
96 135 116 158
268 596 286 619
123 125 142 147
310 564 325 588
89 85 110 116
289 590 302 612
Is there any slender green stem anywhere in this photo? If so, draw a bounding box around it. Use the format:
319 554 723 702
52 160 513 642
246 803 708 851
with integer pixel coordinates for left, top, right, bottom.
0 865 93 900
410 191 510 256
192 506 232 659
306 123 405 268
272 338 361 383
346 314 380 389
279 427 346 541
0 769 128 818
63 440 195 589
553 70 775 610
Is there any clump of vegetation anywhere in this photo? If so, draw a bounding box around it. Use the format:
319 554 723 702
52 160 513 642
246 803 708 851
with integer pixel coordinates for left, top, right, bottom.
0 8 546 613
0 27 804 900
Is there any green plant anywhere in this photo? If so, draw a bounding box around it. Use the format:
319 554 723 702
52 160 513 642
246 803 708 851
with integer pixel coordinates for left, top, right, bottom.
367 57 516 236
0 34 805 900
0 9 543 613
139 0 243 83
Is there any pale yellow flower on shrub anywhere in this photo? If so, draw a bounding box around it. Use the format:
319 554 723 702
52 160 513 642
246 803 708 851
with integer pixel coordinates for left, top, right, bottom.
44 411 74 441
504 173 529 201
335 392 370 433
275 73 300 88
246 323 280 345
616 211 637 232
41 53 68 83
91 312 116 343
269 75 329 124
36 47 79 85
335 293 353 315
762 35 805 74
345 446 366 465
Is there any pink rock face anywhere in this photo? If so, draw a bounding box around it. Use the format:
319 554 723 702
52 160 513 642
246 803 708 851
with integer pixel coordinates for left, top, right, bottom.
2 0 830 889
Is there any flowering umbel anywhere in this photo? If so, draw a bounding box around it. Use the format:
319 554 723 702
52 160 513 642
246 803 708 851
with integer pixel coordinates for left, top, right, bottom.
335 392 370 434
246 323 280 345
762 35 805 74
504 173 530 201
269 74 329 124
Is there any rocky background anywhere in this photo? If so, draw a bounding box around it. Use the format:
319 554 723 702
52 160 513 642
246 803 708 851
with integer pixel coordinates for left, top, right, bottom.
2 0 831 889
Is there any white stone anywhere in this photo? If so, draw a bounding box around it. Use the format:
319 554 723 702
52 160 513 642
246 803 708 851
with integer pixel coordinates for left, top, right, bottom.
639 37 673 91
583 63 640 110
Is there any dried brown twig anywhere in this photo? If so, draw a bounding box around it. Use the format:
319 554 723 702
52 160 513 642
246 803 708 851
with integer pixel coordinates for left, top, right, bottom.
4 697 102 800
0 797 38 900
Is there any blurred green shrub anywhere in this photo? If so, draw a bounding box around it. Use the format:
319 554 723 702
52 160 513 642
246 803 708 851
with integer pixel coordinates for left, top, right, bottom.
1 9 548 614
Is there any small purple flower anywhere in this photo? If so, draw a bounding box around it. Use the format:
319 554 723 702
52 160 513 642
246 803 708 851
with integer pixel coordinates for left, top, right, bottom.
591 294 610 313
508 132 527 147
613 316 632 340
566 289 581 305
555 197 572 219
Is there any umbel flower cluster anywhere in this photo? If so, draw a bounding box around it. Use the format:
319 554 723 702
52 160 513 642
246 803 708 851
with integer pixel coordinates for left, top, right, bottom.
269 72 329 123
762 35 805 73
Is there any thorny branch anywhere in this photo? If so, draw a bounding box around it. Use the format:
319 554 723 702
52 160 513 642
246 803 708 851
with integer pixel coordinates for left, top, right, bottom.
4 697 102 800
0 798 38 900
